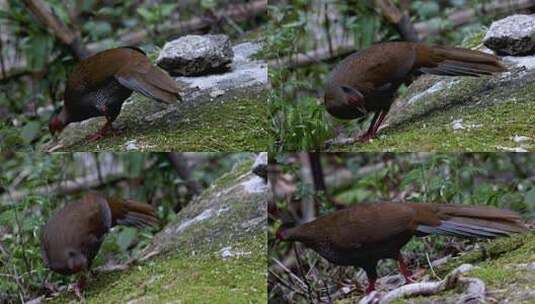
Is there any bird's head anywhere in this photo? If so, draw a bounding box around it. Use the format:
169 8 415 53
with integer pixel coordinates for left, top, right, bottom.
66 249 88 273
275 227 290 241
324 84 366 120
48 107 67 136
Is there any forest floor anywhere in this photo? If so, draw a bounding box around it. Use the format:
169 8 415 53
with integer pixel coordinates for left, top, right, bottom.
49 238 266 303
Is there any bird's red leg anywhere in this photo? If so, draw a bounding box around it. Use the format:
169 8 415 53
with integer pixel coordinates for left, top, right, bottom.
370 110 388 137
362 265 378 294
359 110 388 143
397 255 414 284
74 273 86 300
365 277 377 294
358 112 380 143
86 119 114 141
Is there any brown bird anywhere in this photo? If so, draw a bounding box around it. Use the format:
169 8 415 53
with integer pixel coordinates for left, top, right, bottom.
49 47 181 141
41 192 158 296
276 202 526 294
324 42 506 143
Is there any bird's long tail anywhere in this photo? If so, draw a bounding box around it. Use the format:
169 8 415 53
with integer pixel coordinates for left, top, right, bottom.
416 44 507 77
416 204 526 238
107 197 159 229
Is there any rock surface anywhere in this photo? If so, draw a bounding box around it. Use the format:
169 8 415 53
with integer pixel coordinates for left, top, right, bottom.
157 34 234 76
483 14 535 55
142 155 267 256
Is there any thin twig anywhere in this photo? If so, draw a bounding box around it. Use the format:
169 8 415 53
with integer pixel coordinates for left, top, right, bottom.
294 245 315 302
426 252 442 280
271 257 307 288
269 269 308 298
321 279 332 303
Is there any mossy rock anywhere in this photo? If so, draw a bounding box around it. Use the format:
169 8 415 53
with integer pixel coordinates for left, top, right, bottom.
48 90 269 152
330 63 535 152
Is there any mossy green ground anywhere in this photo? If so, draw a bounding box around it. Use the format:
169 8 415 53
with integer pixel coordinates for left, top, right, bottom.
58 93 269 152
333 98 535 152
340 232 535 303
405 232 535 303
49 237 266 304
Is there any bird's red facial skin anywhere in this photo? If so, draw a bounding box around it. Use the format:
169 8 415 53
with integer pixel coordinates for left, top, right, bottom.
48 116 65 136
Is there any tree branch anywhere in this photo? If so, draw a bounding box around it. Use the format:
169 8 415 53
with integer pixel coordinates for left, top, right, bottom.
374 0 419 42
22 0 89 59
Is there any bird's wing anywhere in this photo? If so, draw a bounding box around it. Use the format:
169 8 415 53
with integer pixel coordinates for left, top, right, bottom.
115 52 180 103
326 203 416 248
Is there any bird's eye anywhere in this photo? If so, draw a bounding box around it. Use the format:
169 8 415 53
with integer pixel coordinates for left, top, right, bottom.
68 251 76 257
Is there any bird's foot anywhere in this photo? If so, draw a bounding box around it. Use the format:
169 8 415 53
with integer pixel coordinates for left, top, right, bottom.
365 279 377 294
398 255 415 284
365 286 375 294
403 273 415 284
86 131 105 142
324 137 357 148
67 281 85 301
86 125 118 142
357 133 375 143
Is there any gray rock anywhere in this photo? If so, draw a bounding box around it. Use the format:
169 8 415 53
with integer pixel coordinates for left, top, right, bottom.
141 158 266 256
124 139 139 151
172 41 267 102
483 14 535 55
157 34 234 76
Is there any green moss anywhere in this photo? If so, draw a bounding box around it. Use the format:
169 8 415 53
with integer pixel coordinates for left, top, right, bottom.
50 237 267 304
59 93 269 152
210 159 254 191
461 30 486 49
426 232 535 303
143 157 265 260
435 234 529 277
